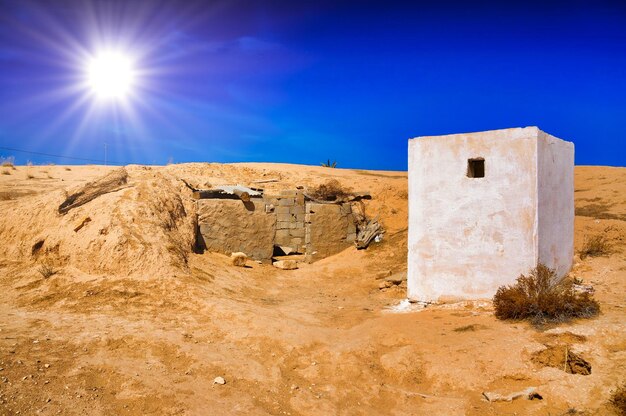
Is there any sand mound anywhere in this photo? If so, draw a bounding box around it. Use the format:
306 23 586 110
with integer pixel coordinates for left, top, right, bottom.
0 166 196 278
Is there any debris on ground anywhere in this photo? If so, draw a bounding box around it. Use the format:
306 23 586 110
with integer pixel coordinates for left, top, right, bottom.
273 260 298 270
231 252 248 267
482 387 542 402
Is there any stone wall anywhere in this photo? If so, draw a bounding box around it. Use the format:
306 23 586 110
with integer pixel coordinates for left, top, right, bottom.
305 202 356 262
197 191 359 263
264 190 306 254
197 199 275 262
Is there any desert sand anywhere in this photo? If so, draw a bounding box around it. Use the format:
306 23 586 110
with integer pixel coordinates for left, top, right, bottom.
0 162 624 415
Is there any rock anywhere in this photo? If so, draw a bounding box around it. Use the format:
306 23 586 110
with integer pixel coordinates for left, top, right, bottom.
231 252 247 267
385 272 406 285
379 281 392 290
214 376 226 385
376 270 392 279
278 245 296 255
273 260 298 270
482 387 541 402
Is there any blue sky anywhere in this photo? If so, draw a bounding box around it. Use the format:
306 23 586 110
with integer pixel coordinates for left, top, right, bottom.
0 0 624 169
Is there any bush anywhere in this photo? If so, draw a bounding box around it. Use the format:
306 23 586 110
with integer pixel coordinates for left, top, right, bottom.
610 383 626 416
321 159 337 168
580 233 612 259
493 264 600 326
37 264 57 279
0 156 15 167
308 179 351 201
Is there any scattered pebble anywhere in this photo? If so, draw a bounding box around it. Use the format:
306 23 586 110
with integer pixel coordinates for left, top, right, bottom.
44 364 50 368
214 376 226 385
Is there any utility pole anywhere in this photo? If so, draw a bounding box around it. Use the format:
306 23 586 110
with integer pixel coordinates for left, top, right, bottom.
104 143 108 166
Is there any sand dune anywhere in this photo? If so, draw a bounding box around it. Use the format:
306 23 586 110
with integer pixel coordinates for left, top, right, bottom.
0 163 624 415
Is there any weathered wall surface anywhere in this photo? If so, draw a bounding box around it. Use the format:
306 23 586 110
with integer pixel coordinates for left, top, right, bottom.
197 199 275 261
537 131 574 278
264 190 306 253
305 202 356 262
408 127 540 302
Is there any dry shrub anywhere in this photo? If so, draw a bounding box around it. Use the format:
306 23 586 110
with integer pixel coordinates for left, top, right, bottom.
1 156 15 167
576 204 626 221
37 263 56 279
1 170 10 175
308 179 352 201
610 383 626 416
493 264 600 327
26 173 34 179
580 233 612 259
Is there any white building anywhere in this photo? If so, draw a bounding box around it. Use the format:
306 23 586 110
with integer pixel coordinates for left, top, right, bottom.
407 127 574 302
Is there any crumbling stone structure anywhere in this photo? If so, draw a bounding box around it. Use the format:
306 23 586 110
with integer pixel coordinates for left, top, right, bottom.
196 189 358 263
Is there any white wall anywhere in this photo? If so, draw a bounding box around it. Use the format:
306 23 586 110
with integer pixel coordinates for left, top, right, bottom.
408 127 542 302
537 131 575 278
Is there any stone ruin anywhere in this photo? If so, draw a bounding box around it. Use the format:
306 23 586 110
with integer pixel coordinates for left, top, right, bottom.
195 187 373 264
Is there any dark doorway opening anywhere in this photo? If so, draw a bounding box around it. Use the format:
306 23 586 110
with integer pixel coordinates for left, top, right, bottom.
467 158 485 178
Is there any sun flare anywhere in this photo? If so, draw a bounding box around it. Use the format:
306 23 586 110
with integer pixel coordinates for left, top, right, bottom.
86 51 136 100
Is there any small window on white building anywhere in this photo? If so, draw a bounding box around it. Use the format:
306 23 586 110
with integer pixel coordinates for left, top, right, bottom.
467 158 485 178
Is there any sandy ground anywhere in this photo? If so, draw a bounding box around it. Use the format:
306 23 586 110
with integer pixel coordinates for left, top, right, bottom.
0 162 624 415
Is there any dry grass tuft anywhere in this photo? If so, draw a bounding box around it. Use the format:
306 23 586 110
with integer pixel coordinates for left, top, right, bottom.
493 264 600 327
37 263 57 279
1 156 15 167
1 170 10 175
580 233 612 259
610 383 626 416
308 179 352 202
575 204 626 221
26 173 34 179
453 324 487 332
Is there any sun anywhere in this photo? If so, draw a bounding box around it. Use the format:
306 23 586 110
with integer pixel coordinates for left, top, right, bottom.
86 51 136 100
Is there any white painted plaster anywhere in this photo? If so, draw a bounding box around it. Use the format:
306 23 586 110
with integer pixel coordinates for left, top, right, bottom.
407 127 574 302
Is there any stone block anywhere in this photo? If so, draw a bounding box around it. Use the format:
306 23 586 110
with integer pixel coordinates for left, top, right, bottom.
289 221 304 229
277 221 290 230
346 233 356 243
275 229 290 239
296 193 305 205
305 213 313 223
277 213 292 222
196 199 275 262
275 206 289 214
290 228 305 238
280 190 298 197
340 203 352 215
273 260 298 270
278 198 294 207
290 205 304 215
